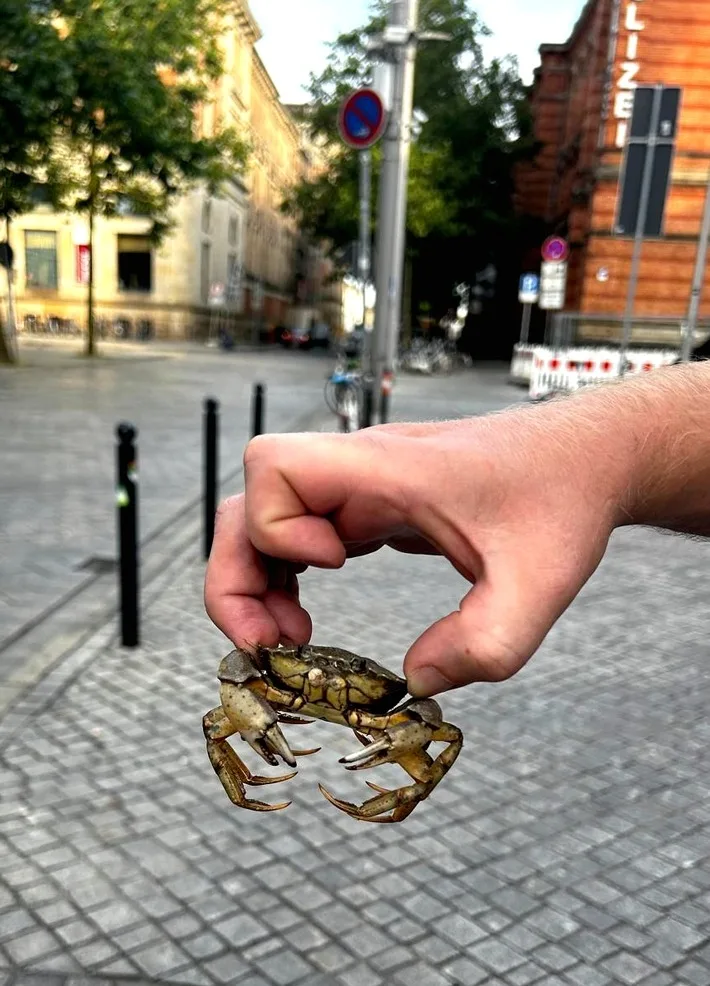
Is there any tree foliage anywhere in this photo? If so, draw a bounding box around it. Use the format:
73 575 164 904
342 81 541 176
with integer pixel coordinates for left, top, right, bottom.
0 0 249 357
284 0 536 345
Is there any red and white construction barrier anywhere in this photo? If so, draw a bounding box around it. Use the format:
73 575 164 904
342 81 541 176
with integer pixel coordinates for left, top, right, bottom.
528 347 679 400
509 344 537 385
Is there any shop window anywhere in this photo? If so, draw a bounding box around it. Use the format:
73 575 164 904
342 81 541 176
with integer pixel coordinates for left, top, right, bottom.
25 231 58 289
228 215 239 246
117 235 152 292
202 198 212 234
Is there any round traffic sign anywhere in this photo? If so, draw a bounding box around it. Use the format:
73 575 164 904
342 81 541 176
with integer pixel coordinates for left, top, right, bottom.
541 236 569 263
338 89 386 150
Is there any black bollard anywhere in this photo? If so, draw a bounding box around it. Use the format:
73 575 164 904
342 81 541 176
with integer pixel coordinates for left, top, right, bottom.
360 374 374 429
203 398 219 560
251 383 265 438
116 423 139 648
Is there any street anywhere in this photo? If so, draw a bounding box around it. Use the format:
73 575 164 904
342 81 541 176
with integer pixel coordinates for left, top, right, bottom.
1 341 710 986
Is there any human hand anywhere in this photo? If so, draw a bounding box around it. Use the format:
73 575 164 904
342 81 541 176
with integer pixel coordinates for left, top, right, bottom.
204 405 633 698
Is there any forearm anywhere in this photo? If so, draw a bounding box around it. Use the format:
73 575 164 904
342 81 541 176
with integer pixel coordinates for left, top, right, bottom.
551 362 710 536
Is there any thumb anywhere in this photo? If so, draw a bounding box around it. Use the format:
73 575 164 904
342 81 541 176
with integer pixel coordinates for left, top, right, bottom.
403 555 581 696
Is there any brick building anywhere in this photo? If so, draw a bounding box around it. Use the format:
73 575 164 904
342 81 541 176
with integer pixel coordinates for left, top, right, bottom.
517 0 710 348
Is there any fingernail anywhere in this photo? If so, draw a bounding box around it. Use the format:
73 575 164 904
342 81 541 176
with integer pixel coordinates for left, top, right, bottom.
407 667 454 698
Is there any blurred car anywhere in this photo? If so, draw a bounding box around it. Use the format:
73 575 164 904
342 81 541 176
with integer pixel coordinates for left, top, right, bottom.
279 320 330 350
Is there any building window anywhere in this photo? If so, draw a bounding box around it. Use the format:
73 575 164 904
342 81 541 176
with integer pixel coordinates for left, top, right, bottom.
201 242 211 302
228 215 239 246
117 235 152 292
25 231 58 289
202 198 212 234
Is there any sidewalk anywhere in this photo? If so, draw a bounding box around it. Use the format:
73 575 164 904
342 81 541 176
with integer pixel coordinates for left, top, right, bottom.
2 366 710 986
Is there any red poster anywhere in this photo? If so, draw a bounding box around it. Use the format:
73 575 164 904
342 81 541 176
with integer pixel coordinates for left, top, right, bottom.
76 244 90 284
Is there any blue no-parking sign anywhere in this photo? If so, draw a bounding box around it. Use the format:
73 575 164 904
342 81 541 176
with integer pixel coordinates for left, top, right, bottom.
338 89 386 150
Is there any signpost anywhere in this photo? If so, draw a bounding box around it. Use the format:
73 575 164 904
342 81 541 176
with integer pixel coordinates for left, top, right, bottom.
539 261 568 311
518 273 539 345
618 84 682 375
339 88 387 428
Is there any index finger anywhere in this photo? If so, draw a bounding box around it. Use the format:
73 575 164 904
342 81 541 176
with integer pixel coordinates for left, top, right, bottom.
204 494 312 649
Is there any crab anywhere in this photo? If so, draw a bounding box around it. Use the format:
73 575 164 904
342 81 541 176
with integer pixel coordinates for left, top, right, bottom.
203 644 463 823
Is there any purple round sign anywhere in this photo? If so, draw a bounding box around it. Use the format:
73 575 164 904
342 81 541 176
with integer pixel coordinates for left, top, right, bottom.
542 236 569 263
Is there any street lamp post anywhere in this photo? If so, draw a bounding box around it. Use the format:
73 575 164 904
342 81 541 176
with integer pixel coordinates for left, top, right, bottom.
369 0 448 423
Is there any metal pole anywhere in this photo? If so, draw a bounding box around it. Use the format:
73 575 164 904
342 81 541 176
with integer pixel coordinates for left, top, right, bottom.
619 84 664 377
251 383 265 438
359 150 375 428
372 0 419 425
520 303 532 345
203 398 219 561
682 170 710 362
381 0 419 424
116 423 139 648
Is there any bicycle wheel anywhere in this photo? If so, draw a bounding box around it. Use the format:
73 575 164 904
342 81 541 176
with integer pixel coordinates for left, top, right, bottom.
338 382 361 433
324 378 343 414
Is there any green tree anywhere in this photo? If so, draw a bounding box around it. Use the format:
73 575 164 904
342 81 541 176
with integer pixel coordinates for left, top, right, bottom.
1 0 248 359
57 0 248 356
0 0 72 363
285 0 535 347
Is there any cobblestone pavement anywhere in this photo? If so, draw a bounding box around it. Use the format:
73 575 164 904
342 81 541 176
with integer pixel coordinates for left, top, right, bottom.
2 379 710 986
0 339 333 647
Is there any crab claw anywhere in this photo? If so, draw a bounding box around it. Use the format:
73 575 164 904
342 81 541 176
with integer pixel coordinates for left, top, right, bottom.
290 747 322 757
246 722 297 768
277 713 315 726
340 736 390 766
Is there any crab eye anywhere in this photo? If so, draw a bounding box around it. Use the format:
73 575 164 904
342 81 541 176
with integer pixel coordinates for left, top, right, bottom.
350 657 367 673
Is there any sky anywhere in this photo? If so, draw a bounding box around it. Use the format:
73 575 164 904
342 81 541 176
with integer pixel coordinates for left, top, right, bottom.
248 0 583 104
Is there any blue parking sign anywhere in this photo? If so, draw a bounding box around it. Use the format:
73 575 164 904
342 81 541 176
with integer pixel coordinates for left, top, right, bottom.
519 273 540 303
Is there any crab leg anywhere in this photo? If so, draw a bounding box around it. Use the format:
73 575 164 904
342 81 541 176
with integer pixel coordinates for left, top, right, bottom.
319 700 463 823
203 707 296 811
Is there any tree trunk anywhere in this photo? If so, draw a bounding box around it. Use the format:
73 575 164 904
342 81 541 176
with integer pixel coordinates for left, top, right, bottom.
85 203 95 357
0 316 14 364
85 139 97 358
0 216 17 364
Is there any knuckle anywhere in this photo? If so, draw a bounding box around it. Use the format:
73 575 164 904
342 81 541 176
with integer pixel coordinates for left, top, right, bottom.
243 433 281 469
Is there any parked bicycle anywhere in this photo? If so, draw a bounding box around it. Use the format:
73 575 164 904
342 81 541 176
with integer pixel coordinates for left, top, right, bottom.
324 356 363 433
399 338 472 375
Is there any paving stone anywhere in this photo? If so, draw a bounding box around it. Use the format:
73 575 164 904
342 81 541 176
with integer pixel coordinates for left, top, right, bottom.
337 963 383 986
310 943 355 973
433 913 486 948
393 962 452 986
130 941 192 977
4 928 60 965
341 926 393 959
255 948 314 985
0 907 37 940
441 956 488 985
203 953 251 984
214 911 269 948
469 939 526 975
601 953 655 985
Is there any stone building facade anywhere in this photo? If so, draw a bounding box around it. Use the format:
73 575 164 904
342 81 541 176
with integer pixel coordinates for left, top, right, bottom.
516 0 710 347
3 0 338 341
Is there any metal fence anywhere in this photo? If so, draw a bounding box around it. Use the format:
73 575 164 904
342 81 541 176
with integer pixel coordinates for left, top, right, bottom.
545 311 710 352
